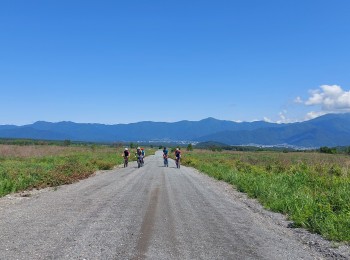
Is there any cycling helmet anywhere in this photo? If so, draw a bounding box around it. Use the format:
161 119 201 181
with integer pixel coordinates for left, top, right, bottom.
125 148 128 151
137 147 141 149
176 148 179 151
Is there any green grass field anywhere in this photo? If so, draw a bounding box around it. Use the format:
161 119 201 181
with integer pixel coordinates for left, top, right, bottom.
0 144 154 197
181 150 350 242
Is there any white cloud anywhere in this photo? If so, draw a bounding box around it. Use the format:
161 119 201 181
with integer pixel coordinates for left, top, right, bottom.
263 110 299 124
304 111 327 120
263 117 273 123
264 85 349 123
276 110 298 124
305 85 350 111
278 111 286 122
294 96 303 104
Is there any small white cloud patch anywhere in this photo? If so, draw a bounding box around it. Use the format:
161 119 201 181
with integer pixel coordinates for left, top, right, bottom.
263 117 273 123
305 111 327 120
276 110 297 124
294 96 303 104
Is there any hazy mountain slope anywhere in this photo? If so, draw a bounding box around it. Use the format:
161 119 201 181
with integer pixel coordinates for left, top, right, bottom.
1 114 350 147
196 114 350 147
0 127 69 140
4 118 276 142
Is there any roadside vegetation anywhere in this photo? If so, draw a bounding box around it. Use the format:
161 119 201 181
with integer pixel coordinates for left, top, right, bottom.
0 140 154 197
181 149 350 242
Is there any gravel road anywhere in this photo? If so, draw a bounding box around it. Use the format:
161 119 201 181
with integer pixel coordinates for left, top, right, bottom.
0 151 348 260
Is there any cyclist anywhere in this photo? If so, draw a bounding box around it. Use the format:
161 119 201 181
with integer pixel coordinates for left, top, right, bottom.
135 147 143 167
163 147 169 167
123 148 130 167
141 148 145 164
163 147 168 157
175 148 181 168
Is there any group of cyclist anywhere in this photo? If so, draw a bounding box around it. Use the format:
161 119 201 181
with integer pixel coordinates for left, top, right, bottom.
123 147 145 167
162 147 181 168
122 146 181 168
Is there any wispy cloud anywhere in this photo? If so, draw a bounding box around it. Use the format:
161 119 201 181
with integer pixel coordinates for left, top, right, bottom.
263 117 273 123
276 110 298 124
304 111 327 120
263 110 297 124
294 96 303 104
277 110 288 123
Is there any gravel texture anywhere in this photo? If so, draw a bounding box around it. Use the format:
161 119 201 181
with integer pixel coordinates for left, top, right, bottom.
0 151 348 260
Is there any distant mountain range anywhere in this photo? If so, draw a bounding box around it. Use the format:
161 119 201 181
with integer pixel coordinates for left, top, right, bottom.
1 113 350 147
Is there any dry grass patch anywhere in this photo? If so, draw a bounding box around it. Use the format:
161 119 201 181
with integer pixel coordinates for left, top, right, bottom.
0 144 88 158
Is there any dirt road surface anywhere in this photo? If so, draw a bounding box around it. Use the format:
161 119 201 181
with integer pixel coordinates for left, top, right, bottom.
0 151 348 259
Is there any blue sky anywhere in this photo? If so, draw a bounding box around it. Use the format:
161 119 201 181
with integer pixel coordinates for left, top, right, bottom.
1 0 350 125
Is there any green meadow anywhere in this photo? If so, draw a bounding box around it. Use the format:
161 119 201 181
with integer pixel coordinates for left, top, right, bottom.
181 150 350 242
0 144 132 197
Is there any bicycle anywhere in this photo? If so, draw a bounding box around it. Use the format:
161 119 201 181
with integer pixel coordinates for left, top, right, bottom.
137 155 143 168
163 155 168 167
124 156 128 167
175 157 180 168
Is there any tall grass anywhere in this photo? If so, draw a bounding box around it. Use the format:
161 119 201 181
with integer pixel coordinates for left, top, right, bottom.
182 150 350 242
0 144 92 158
0 145 127 197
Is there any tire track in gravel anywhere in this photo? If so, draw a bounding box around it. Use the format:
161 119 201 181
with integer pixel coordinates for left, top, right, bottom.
134 186 160 260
